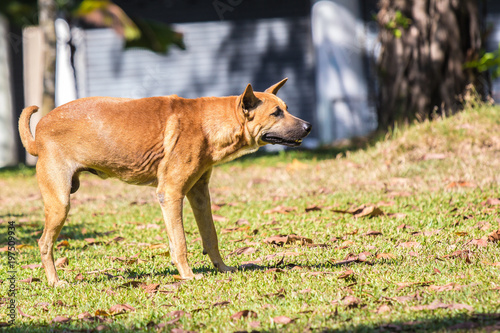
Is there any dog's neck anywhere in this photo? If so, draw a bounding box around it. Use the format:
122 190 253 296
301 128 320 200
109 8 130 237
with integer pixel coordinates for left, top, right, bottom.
202 97 260 165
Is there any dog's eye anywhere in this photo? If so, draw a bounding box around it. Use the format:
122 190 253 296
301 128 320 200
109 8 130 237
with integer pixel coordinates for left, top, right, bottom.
270 108 284 118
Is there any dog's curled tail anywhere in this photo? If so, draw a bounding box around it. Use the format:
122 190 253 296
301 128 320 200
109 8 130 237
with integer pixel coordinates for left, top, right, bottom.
19 106 39 156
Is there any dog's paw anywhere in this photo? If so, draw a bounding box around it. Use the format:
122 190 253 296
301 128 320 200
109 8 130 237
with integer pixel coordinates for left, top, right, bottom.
53 280 69 288
218 264 237 273
179 273 203 280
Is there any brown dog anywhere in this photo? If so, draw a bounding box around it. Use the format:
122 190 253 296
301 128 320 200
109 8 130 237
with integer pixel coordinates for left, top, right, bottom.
19 78 311 286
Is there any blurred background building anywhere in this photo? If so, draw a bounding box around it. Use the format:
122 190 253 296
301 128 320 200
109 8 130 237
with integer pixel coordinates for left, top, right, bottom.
0 0 498 167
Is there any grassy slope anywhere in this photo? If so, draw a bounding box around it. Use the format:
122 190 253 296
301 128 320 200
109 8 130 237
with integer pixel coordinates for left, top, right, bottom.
0 105 499 332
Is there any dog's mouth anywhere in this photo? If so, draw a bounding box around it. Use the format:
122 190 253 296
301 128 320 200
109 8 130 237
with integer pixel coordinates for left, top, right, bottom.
261 133 303 147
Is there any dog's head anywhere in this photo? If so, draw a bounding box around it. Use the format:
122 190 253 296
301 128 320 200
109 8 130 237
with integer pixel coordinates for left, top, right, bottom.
237 78 311 147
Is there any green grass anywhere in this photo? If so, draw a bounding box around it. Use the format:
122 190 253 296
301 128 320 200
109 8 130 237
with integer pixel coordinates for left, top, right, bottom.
1 105 500 332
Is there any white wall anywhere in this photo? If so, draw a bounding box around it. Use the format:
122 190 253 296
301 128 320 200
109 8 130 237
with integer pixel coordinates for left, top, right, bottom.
0 15 17 167
312 0 377 143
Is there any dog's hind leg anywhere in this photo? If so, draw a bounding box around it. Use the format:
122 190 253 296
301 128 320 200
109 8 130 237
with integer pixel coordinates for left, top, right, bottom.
36 157 72 287
187 169 236 274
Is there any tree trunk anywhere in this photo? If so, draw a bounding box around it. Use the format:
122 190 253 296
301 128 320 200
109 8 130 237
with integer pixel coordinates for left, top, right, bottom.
376 0 482 128
38 0 57 116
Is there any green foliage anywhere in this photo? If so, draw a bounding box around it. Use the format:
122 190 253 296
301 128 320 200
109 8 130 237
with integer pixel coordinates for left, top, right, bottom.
74 0 141 41
0 0 184 54
124 18 185 53
73 0 110 14
0 0 38 25
385 10 411 39
464 43 500 79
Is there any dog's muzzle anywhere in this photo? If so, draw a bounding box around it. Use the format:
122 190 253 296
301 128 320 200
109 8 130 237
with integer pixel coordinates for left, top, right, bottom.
262 121 312 147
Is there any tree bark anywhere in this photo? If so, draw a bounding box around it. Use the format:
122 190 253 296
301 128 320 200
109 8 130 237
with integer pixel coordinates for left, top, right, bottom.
38 0 57 116
377 0 482 129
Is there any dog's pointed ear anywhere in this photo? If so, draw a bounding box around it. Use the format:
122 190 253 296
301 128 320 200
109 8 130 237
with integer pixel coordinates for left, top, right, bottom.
240 84 261 114
265 78 288 95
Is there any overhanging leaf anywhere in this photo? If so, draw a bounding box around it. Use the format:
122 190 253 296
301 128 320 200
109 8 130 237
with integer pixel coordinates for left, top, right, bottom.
124 18 185 53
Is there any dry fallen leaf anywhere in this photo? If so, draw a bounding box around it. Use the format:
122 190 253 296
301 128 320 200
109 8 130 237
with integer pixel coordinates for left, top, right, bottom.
364 230 383 236
488 229 500 242
410 300 473 311
110 236 125 243
55 257 69 267
386 190 412 198
338 269 354 279
305 205 322 212
376 304 391 313
333 205 384 218
235 218 250 225
230 310 257 320
442 250 473 260
142 283 160 294
14 243 32 250
84 238 104 246
213 214 228 222
395 281 432 291
398 241 421 248
164 310 190 325
446 181 475 188
377 200 395 206
469 237 489 247
18 307 36 319
56 240 70 249
263 234 312 246
221 226 250 234
286 158 308 172
51 315 71 323
422 153 446 161
428 283 464 292
298 288 312 294
264 288 286 297
77 312 92 320
35 302 50 312
118 281 145 289
22 264 42 269
273 316 293 324
263 205 298 214
110 256 147 265
19 277 41 283
354 205 385 218
109 304 135 315
212 301 230 307
476 222 492 231
388 292 422 303
482 198 500 206
340 296 362 308
387 213 407 218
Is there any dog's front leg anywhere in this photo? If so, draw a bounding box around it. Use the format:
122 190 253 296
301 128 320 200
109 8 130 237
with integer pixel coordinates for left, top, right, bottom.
186 169 236 273
156 189 197 279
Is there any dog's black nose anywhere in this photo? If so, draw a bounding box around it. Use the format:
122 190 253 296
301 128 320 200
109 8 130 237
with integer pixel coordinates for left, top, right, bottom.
302 121 312 134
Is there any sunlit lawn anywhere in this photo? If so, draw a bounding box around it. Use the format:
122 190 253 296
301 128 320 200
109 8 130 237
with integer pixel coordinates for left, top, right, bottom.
1 105 499 332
